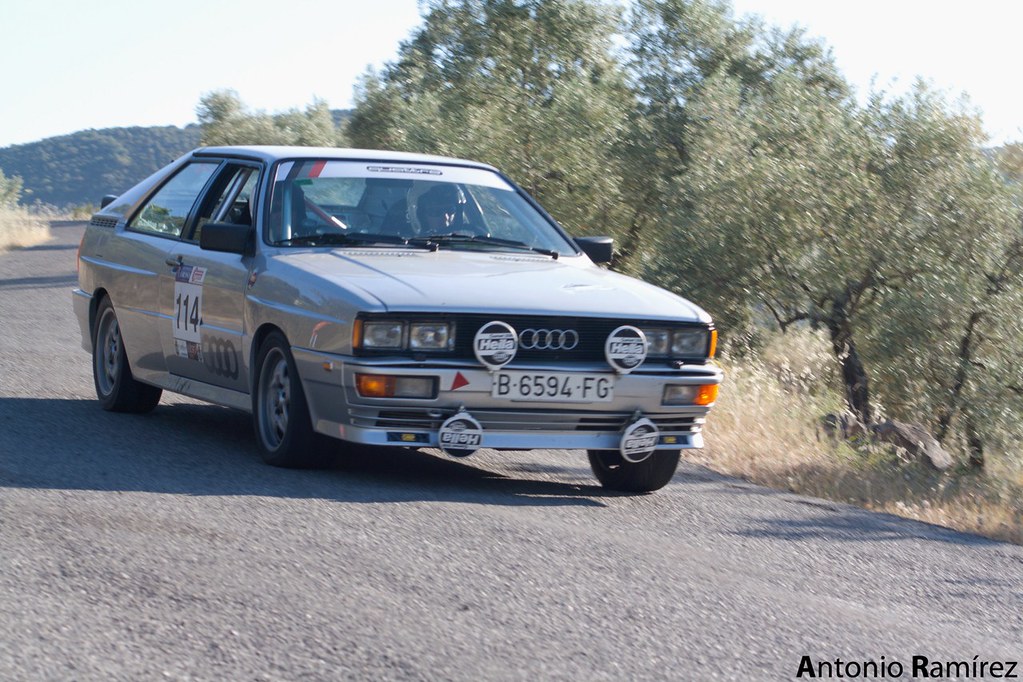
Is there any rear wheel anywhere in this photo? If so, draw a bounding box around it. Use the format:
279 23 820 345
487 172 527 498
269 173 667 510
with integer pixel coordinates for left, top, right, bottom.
587 448 681 493
252 332 324 468
92 297 162 413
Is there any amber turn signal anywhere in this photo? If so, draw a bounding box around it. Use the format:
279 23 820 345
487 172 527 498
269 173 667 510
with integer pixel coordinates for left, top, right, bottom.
355 373 437 399
693 384 719 406
356 374 395 398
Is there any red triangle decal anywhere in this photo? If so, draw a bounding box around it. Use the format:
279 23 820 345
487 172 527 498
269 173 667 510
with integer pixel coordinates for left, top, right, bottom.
451 372 470 391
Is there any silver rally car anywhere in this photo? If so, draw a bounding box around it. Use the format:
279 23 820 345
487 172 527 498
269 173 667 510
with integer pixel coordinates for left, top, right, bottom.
74 146 722 492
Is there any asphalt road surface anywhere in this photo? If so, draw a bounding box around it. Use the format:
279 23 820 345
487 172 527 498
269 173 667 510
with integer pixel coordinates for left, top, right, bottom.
1 221 1021 681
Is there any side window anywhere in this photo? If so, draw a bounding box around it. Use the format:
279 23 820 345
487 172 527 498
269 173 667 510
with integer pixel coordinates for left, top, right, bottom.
190 166 260 243
130 162 218 238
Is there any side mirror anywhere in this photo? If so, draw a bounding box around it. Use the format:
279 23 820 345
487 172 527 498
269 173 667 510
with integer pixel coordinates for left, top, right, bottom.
200 222 252 255
100 194 118 209
575 236 613 264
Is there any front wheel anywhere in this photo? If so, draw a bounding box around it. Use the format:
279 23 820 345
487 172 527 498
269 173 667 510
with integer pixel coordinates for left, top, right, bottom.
252 332 324 468
587 449 681 493
92 296 162 413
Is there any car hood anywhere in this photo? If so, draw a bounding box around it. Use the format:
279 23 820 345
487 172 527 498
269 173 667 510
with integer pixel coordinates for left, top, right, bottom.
272 249 711 323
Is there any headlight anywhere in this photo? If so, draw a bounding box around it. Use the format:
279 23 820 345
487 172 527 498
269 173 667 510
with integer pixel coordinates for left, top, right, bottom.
643 329 671 357
363 321 404 349
671 329 708 356
409 322 451 350
355 318 455 353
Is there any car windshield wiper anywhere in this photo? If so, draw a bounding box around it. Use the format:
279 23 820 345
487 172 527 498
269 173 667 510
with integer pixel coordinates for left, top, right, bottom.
275 232 417 247
409 233 559 259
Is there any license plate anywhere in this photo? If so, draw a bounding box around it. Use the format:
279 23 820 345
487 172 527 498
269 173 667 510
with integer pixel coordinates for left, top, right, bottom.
491 371 614 403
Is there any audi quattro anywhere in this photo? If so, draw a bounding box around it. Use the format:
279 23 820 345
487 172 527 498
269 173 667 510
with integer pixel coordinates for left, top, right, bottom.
74 146 722 492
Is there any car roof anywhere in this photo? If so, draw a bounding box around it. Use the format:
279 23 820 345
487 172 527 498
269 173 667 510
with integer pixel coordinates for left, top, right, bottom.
193 145 500 172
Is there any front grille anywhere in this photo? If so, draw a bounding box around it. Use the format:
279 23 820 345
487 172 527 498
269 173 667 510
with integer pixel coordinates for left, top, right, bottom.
356 409 446 431
348 406 703 436
576 414 699 433
452 314 623 363
357 313 710 366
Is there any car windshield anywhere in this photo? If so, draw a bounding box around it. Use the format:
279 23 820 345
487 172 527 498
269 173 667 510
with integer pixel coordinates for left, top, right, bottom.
266 160 578 255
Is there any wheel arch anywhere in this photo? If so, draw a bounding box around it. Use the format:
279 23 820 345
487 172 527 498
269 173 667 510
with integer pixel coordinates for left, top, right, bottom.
249 322 287 388
89 287 111 336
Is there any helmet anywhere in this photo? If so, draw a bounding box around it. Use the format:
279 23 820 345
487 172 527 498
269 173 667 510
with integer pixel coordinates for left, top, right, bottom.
416 184 465 230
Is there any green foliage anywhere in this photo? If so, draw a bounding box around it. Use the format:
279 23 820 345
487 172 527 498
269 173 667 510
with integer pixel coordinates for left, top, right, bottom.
0 126 200 207
196 90 347 147
348 0 632 237
616 0 848 273
0 168 23 207
995 142 1023 184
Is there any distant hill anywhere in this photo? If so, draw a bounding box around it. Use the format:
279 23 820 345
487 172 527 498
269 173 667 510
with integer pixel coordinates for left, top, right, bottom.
0 110 354 209
0 125 200 208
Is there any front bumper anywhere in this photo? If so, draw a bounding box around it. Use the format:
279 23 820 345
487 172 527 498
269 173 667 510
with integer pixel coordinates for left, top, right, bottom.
293 348 722 452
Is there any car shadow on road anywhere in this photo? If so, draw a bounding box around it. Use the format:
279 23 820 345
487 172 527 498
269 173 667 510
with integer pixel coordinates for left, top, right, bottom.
0 397 615 507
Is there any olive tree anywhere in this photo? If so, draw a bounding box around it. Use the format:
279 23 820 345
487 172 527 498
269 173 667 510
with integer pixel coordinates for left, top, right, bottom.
861 98 1023 467
196 90 345 147
649 67 1023 446
348 0 633 237
617 0 848 274
0 168 23 207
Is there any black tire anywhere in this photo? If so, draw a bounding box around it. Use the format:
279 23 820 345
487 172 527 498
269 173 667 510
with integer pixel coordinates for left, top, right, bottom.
587 448 681 493
92 296 162 413
252 331 324 468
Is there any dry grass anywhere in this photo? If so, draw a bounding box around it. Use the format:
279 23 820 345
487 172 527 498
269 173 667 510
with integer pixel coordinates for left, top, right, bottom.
0 205 51 252
691 329 1023 545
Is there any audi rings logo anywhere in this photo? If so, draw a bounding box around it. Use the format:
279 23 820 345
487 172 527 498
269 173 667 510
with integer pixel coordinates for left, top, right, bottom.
518 329 580 351
203 336 240 380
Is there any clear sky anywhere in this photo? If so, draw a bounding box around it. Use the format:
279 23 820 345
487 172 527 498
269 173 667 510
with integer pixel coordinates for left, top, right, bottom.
1 0 1020 148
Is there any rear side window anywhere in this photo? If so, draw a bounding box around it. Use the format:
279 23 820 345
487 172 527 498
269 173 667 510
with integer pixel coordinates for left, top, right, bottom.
188 165 260 243
130 162 218 238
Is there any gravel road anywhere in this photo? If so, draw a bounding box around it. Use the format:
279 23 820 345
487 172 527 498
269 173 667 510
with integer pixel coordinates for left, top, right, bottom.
0 221 1020 680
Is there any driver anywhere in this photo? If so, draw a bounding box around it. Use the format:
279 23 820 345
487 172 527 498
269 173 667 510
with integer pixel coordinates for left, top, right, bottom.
417 184 465 233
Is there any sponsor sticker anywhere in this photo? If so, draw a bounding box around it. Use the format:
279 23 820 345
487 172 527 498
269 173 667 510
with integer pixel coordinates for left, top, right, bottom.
175 339 203 361
189 266 207 285
438 412 484 458
620 417 660 463
605 325 647 374
367 166 443 176
473 321 518 370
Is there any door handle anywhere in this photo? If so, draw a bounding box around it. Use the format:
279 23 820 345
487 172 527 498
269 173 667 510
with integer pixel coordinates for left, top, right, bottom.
165 255 183 267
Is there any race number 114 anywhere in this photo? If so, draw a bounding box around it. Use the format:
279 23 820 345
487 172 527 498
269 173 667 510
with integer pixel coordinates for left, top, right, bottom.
173 281 202 343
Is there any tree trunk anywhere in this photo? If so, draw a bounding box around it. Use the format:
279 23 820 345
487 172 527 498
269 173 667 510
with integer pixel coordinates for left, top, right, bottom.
965 413 985 471
936 311 982 444
611 198 653 272
827 292 872 425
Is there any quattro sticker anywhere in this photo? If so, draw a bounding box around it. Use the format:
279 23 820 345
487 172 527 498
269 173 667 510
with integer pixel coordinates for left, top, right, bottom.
438 412 484 458
620 417 660 463
473 321 517 370
605 325 647 374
